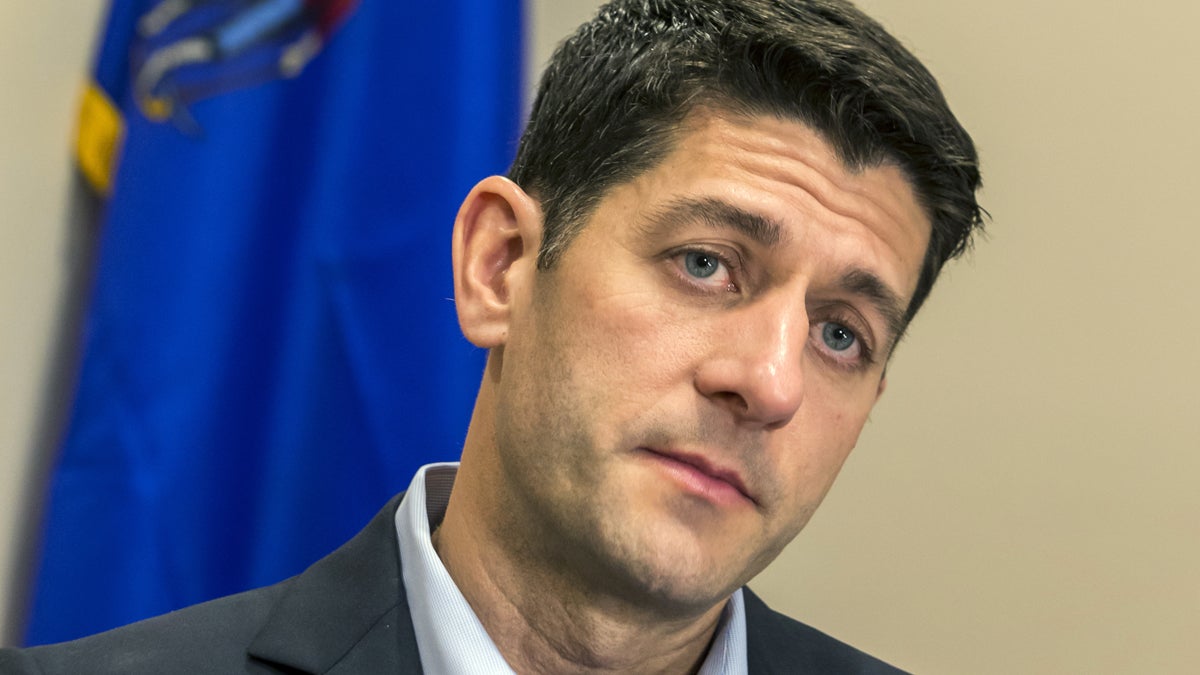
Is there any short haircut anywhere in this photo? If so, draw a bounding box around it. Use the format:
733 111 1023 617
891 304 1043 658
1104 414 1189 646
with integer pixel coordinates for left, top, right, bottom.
508 0 984 324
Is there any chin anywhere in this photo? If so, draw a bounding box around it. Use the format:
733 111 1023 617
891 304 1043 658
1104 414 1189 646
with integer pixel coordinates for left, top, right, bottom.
594 515 752 615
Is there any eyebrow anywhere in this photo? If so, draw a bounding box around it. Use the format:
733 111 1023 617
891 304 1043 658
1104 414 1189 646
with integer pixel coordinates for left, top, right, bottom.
645 197 786 247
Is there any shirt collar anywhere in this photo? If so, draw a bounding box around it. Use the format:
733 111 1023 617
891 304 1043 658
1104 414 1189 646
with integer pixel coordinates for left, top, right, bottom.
395 462 747 674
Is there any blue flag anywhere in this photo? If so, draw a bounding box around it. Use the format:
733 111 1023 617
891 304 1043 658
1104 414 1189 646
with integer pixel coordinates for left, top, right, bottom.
26 0 523 645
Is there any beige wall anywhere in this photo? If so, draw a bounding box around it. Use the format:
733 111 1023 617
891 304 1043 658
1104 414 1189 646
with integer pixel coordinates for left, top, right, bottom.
0 0 108 646
4 1 1198 672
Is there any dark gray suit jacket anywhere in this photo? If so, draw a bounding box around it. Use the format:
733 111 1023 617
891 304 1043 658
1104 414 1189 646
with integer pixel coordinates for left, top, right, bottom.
1 493 906 674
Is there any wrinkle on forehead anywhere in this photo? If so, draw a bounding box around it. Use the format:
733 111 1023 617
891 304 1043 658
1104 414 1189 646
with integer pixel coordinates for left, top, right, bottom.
677 109 929 270
597 107 931 318
640 196 788 248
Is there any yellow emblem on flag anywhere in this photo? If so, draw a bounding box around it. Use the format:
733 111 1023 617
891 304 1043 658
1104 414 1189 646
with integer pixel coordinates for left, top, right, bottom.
75 81 125 195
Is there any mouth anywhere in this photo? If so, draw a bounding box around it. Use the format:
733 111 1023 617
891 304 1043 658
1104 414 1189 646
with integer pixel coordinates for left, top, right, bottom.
639 447 756 507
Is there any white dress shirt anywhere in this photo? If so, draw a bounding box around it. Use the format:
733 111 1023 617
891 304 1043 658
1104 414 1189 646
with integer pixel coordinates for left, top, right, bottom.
395 462 748 674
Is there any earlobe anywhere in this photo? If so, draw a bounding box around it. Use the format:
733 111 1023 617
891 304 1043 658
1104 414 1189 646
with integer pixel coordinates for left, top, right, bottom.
451 175 542 348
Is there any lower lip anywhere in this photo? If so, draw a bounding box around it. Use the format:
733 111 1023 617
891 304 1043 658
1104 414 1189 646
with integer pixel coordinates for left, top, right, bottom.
641 450 751 507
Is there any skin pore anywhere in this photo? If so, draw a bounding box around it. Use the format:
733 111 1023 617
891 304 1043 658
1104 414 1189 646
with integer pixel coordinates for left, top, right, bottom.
436 109 931 674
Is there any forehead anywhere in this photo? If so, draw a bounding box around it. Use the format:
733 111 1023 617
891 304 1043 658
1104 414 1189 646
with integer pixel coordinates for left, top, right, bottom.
607 110 931 299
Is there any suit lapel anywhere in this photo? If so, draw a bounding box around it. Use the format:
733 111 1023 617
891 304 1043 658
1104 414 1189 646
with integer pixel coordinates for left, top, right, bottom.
246 493 423 673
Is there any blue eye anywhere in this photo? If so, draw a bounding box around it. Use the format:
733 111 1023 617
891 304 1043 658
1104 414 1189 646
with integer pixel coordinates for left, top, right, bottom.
822 322 857 352
683 251 721 278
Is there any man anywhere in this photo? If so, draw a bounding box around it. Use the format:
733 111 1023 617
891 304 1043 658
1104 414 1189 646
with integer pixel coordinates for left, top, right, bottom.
1 0 982 672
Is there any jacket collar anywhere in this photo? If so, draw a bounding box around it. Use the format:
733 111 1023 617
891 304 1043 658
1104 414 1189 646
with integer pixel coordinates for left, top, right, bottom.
246 492 423 673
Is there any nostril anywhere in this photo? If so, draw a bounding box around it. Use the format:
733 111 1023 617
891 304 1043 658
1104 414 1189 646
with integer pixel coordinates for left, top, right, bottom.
710 390 750 415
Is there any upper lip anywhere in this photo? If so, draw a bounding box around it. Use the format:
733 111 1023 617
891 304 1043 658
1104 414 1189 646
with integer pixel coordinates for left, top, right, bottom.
645 447 756 504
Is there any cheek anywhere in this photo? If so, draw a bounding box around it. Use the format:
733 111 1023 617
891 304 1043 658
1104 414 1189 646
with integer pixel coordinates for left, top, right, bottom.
772 400 874 506
815 402 874 466
568 289 711 387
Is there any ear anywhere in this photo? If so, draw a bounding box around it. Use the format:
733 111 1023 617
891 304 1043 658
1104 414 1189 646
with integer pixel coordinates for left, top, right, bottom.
874 371 888 402
451 175 542 348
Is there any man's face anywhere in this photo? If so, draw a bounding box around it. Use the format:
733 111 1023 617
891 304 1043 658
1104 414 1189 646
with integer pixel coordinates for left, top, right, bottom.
490 111 930 614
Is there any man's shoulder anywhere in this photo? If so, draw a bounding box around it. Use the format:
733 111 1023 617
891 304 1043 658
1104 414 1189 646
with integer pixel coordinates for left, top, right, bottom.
743 588 909 675
1 492 416 675
0 581 290 675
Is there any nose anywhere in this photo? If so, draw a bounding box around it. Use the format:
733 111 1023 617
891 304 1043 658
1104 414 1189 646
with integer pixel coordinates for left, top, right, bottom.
693 298 806 429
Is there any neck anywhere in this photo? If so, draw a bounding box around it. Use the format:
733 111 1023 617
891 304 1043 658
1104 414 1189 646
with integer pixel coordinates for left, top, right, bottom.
435 404 727 674
433 503 726 675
